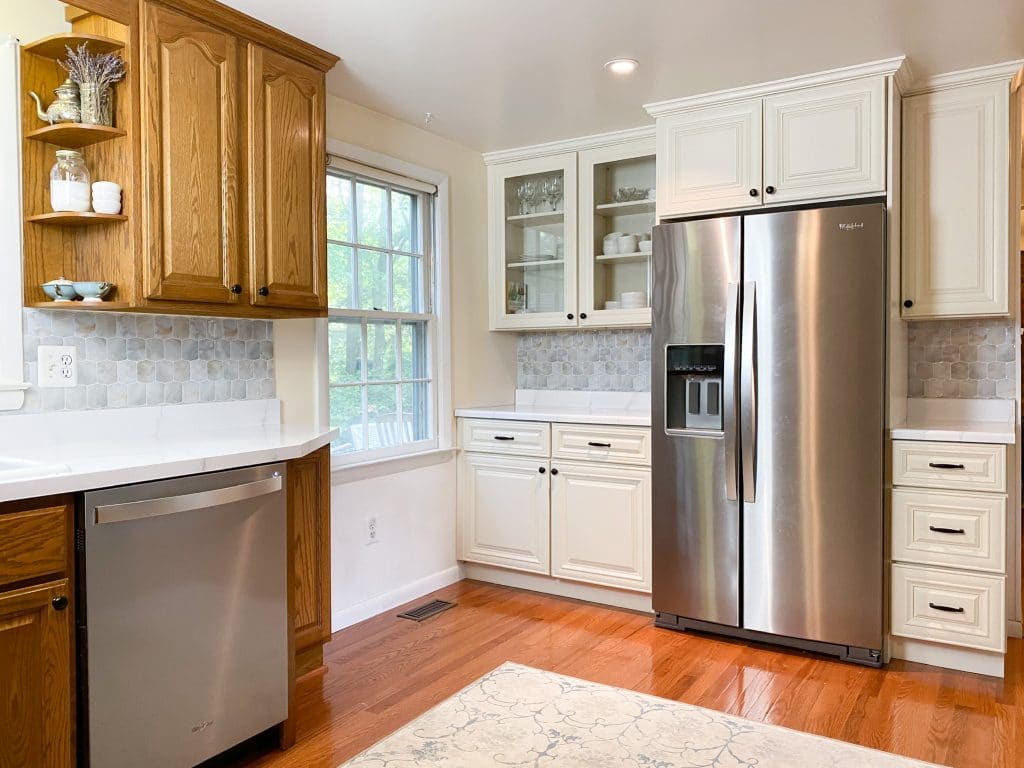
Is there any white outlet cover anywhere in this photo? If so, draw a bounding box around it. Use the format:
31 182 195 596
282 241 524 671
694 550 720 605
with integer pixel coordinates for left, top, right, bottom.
38 345 77 388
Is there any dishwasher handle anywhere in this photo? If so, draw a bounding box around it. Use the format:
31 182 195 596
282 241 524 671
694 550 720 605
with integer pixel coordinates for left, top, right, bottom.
93 474 283 525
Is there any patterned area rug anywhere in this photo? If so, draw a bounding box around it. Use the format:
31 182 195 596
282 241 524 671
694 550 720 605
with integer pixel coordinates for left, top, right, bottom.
340 662 945 767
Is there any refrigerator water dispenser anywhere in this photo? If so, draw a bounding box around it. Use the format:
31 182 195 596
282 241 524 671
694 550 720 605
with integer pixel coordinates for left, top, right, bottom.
665 344 724 432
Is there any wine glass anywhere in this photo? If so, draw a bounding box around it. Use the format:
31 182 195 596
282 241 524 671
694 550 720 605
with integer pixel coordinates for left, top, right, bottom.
515 181 530 215
544 176 563 212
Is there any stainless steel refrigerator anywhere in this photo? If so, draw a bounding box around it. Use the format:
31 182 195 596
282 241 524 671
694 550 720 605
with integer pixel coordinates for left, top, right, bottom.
651 202 885 665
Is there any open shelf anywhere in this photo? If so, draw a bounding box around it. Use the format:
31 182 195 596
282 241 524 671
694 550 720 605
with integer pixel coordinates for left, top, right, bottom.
506 211 564 227
24 33 124 60
596 251 651 263
27 212 127 226
26 123 126 149
595 200 656 216
29 301 129 311
507 258 565 269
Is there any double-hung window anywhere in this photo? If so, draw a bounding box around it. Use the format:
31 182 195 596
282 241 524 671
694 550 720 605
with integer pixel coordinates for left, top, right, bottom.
326 157 439 462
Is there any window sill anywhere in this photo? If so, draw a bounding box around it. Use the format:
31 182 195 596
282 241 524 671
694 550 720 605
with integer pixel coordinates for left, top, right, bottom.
330 446 455 485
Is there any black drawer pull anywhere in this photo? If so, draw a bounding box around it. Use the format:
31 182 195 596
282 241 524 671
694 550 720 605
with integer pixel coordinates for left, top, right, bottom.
493 435 515 441
587 441 612 448
928 602 965 614
929 525 966 535
928 462 966 470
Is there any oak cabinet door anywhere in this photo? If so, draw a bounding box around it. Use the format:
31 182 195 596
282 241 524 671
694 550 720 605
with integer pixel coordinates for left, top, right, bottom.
763 76 886 203
655 99 762 217
902 81 1011 318
0 580 72 768
141 3 243 305
248 44 327 311
288 446 331 651
458 453 550 574
550 461 651 592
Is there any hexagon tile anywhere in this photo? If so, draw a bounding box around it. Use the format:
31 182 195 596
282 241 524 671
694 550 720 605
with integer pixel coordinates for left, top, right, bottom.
907 319 1016 399
518 329 651 392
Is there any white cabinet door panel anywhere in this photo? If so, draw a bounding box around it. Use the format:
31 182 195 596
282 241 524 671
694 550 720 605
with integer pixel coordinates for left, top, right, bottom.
550 461 651 591
458 453 550 574
902 81 1010 318
763 77 886 202
656 99 762 216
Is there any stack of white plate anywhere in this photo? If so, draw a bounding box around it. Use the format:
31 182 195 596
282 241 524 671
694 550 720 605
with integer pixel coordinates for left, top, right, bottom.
620 291 648 309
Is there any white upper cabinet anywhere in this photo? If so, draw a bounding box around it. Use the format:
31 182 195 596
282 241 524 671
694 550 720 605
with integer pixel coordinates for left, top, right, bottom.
655 99 763 216
902 78 1015 319
763 77 886 203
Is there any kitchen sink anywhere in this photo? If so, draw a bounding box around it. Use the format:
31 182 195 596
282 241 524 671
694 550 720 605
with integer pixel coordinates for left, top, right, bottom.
0 457 71 480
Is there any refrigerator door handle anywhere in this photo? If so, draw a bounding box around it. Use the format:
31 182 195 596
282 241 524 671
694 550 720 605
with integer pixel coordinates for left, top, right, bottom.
724 281 740 501
740 281 757 502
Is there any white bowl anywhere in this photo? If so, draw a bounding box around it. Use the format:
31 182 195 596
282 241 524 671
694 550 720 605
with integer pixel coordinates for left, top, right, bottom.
92 181 122 197
604 300 621 310
92 198 122 215
621 291 645 301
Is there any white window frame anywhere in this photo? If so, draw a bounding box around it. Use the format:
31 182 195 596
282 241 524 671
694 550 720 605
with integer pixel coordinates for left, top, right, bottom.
322 140 452 472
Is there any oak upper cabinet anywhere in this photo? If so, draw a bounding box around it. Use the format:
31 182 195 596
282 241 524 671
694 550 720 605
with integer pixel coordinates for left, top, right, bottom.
550 460 652 592
458 452 551 574
247 44 327 311
655 99 763 216
762 77 886 203
141 2 243 305
902 75 1019 318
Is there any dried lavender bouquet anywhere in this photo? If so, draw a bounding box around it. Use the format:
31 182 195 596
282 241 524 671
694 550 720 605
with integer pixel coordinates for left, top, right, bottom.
60 43 126 126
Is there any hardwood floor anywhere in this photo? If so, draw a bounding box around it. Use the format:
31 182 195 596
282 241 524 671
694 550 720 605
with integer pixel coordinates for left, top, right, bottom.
241 579 1023 768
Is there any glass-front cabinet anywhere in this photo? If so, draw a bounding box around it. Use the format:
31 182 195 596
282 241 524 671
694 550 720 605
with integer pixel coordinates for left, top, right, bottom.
488 153 578 330
486 130 654 331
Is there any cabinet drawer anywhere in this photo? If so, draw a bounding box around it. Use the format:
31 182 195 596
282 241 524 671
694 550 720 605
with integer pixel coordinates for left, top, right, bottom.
0 500 68 589
892 441 1005 492
459 419 550 457
891 563 1005 653
892 488 1005 573
551 424 651 466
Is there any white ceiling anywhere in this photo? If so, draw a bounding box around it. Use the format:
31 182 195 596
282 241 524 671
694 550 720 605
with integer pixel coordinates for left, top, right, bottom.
220 0 1024 152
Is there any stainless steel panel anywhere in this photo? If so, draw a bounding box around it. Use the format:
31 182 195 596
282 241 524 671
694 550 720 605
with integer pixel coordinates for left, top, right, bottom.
82 464 288 768
741 203 885 650
652 217 742 626
739 280 757 503
93 474 283 524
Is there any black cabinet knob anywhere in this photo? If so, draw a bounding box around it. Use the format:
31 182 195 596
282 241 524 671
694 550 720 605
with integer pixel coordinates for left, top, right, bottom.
230 284 242 294
765 185 776 194
550 468 559 476
749 188 759 197
538 466 546 474
52 595 68 611
579 312 587 320
903 299 913 308
258 286 269 297
566 313 574 320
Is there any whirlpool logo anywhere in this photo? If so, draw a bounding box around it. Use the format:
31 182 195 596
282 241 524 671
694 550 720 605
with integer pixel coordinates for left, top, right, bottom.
191 720 214 734
838 222 865 231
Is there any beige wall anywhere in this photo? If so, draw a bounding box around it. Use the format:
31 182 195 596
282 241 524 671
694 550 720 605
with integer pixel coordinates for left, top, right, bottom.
324 95 516 410
2 2 67 42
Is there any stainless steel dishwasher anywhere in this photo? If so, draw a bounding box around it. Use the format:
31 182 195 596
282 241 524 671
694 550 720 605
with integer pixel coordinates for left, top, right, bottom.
78 463 288 767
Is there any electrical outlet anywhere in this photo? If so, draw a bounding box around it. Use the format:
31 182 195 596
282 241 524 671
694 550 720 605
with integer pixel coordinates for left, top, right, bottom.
38 345 77 388
366 516 378 545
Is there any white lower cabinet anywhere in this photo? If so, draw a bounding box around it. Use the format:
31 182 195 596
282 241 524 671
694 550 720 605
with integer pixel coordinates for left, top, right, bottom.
550 461 652 592
458 452 550 575
457 419 652 595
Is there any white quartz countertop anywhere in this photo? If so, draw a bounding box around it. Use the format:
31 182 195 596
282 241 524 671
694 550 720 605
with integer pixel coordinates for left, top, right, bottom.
455 390 652 427
890 398 1016 445
0 400 337 503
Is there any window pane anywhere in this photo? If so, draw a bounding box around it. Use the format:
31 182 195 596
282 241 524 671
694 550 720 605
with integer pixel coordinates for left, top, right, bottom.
401 321 428 380
326 174 352 242
365 321 397 381
391 190 415 253
327 318 362 384
357 249 388 311
327 244 354 309
402 382 431 442
366 384 401 447
329 386 363 454
356 181 388 248
392 254 422 314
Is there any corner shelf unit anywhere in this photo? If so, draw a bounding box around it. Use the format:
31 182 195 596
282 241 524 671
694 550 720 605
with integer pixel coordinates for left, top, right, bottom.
25 123 127 149
23 33 124 60
27 212 127 226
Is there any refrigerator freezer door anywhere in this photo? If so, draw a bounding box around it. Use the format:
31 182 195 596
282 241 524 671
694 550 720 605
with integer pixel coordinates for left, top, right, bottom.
741 203 885 651
652 217 742 626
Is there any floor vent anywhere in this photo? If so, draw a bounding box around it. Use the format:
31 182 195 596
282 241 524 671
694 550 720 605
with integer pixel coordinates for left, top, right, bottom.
398 599 456 622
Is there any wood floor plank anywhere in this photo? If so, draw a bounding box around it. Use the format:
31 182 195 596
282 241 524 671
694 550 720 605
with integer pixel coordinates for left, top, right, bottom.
229 580 1024 768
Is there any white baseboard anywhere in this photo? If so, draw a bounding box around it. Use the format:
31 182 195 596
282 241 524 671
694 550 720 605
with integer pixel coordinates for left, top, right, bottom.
331 564 464 632
890 637 1005 678
463 563 653 614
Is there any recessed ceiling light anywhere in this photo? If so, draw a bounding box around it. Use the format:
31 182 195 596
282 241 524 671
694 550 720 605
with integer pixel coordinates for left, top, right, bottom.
604 58 639 75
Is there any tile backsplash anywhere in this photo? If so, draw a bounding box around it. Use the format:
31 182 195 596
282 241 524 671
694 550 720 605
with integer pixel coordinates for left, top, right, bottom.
518 329 651 392
907 319 1016 399
13 309 275 413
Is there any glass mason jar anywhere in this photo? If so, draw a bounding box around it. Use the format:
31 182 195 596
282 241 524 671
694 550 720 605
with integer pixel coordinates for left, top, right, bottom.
50 150 91 213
